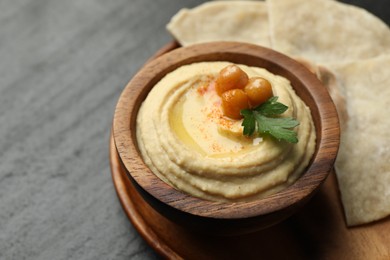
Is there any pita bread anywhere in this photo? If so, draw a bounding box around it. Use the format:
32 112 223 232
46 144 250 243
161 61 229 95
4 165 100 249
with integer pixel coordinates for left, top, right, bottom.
298 57 390 226
314 64 349 130
167 1 271 47
268 0 390 63
318 55 390 225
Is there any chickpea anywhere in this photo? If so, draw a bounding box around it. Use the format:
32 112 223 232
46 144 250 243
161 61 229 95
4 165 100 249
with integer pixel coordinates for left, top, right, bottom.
221 89 250 119
244 77 273 107
215 65 249 96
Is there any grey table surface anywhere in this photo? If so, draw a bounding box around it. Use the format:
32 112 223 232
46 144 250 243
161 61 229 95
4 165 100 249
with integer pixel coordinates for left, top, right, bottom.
0 1 388 259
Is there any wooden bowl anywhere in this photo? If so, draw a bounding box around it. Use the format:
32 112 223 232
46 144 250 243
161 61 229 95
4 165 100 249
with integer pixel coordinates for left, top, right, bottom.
112 42 340 235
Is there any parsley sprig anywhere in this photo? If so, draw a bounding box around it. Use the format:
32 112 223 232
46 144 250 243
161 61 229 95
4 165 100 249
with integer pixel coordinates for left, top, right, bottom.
240 96 299 143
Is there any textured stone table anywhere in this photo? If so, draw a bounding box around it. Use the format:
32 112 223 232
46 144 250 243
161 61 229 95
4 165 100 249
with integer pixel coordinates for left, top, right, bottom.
0 1 388 259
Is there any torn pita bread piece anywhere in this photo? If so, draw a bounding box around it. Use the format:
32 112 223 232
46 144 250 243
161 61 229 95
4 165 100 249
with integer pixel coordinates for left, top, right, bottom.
283 57 349 131
320 55 390 226
315 64 349 130
166 1 271 47
268 0 390 63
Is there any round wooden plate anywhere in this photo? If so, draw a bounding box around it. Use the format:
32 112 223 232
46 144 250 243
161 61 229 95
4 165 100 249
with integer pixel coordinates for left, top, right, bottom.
110 131 390 259
110 43 390 259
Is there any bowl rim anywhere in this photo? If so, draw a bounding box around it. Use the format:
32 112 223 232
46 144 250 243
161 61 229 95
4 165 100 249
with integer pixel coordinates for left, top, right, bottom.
112 41 340 219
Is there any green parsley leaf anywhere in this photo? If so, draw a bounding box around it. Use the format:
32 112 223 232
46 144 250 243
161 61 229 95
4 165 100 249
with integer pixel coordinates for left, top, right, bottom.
241 96 299 143
254 113 299 143
240 109 255 136
255 96 288 116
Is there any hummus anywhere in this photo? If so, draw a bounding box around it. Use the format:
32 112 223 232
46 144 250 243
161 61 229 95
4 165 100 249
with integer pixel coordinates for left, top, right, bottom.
136 62 316 202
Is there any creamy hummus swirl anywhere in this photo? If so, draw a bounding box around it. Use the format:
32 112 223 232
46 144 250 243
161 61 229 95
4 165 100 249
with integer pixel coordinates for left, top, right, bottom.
136 62 316 202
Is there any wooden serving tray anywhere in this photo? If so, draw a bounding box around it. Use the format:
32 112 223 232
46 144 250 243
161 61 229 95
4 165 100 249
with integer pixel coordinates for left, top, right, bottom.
110 43 390 259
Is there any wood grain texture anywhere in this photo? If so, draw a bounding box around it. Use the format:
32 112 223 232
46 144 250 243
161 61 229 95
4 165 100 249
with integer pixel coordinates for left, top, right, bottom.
112 42 339 234
111 133 390 259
